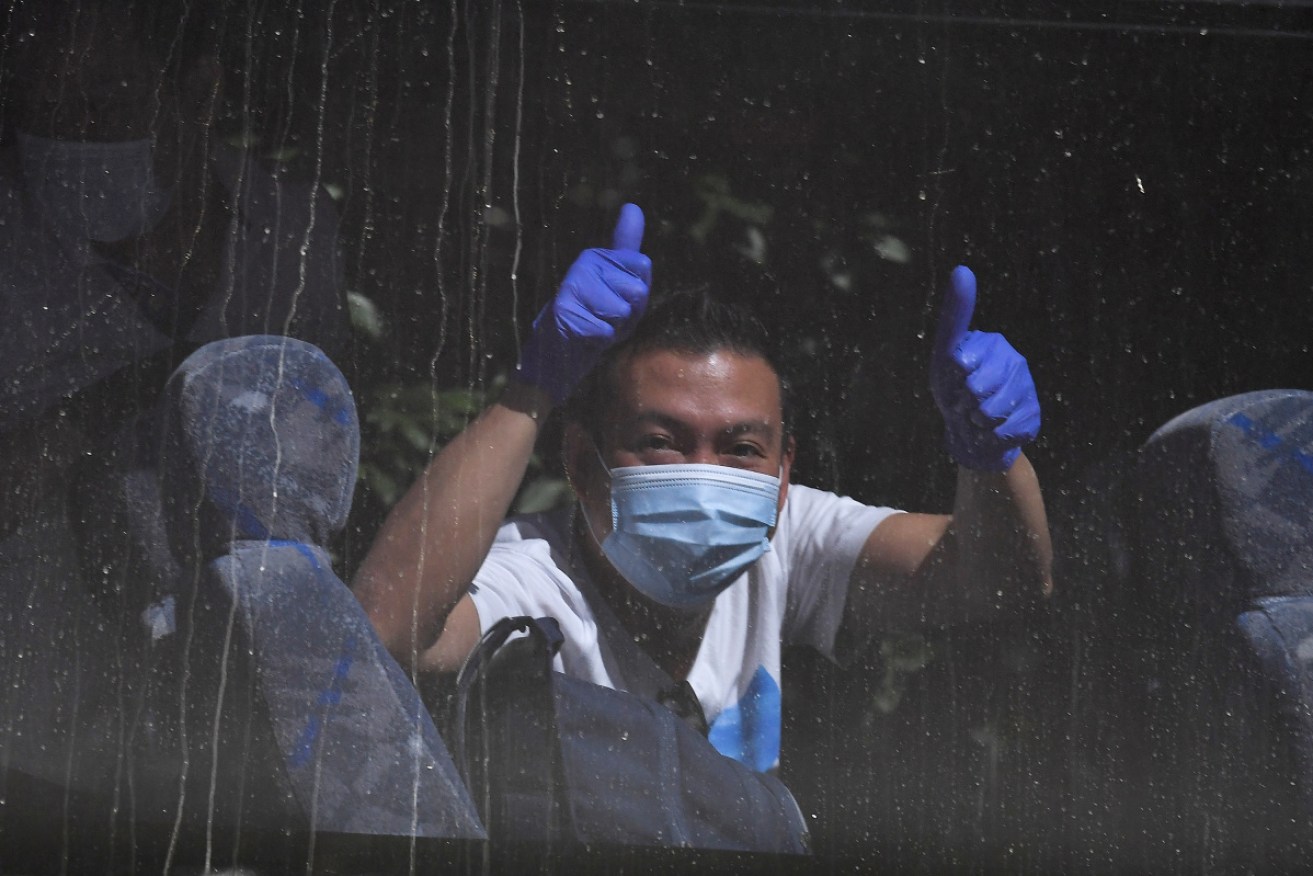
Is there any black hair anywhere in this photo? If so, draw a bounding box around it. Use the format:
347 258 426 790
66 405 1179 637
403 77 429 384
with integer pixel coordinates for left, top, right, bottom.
565 287 793 444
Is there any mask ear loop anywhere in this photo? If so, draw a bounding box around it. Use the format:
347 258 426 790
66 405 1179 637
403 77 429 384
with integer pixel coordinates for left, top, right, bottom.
764 461 785 536
576 438 615 549
592 439 614 485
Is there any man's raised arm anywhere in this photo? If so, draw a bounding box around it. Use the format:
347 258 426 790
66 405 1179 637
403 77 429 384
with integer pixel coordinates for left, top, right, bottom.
848 266 1053 632
352 205 651 669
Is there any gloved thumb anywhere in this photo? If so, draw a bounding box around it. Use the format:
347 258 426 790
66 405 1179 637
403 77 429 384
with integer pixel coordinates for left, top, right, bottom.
611 203 645 252
934 265 976 357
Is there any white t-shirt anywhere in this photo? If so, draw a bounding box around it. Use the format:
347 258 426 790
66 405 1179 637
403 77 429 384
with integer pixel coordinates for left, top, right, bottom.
468 484 899 772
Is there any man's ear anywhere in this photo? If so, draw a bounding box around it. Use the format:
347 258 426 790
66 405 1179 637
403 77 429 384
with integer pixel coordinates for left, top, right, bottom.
563 421 613 545
778 434 796 514
562 421 595 498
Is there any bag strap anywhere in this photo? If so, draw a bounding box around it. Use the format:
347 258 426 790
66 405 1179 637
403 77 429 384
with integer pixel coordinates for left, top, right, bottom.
452 615 563 778
656 679 709 736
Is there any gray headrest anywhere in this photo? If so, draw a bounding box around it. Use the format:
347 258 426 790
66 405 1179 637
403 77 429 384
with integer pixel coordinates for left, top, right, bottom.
160 336 359 561
1135 389 1313 609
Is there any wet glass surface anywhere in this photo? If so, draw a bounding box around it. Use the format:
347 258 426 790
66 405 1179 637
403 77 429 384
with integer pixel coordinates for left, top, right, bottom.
1 1 1311 871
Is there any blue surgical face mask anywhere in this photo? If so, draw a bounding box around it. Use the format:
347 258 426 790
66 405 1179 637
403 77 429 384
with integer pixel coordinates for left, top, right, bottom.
589 457 783 610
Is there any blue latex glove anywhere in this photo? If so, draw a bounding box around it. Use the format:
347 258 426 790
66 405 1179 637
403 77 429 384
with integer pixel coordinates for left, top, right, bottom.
929 265 1041 471
516 204 651 404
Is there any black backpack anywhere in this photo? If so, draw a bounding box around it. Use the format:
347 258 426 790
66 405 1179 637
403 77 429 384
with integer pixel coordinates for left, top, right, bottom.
454 615 810 854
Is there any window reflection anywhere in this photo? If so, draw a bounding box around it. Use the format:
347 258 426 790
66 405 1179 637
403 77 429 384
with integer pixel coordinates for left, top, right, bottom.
1 1 1310 870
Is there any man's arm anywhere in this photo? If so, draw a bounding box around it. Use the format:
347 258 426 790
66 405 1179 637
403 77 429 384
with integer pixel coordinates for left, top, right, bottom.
351 384 551 664
849 454 1052 631
352 205 651 668
845 266 1052 632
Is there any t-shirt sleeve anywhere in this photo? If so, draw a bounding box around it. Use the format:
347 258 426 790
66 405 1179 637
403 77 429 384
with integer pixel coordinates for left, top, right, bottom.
466 514 579 635
465 513 616 685
779 485 901 657
468 548 553 634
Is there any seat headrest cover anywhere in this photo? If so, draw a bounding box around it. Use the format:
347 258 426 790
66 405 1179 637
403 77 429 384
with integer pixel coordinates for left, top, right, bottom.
1138 389 1313 604
161 336 359 560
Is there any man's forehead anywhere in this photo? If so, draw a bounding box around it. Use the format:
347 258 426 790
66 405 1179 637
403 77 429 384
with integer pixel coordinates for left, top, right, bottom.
603 346 784 429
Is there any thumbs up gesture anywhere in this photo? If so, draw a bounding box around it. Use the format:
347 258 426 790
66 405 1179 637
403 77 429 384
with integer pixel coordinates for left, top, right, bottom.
516 203 652 404
929 266 1041 472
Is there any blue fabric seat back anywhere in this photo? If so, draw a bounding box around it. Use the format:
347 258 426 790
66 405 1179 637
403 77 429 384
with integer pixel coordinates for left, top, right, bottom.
159 336 484 839
1125 389 1313 860
1237 598 1313 815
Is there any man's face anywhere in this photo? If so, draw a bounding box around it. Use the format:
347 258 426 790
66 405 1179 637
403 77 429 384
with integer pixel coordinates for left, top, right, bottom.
566 346 795 547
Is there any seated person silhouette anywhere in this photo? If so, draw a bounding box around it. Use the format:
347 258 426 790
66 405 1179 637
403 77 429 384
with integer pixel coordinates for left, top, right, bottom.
0 1 344 804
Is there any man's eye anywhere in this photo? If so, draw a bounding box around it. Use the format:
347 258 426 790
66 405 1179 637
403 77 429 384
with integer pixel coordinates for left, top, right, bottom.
728 443 764 458
638 435 674 451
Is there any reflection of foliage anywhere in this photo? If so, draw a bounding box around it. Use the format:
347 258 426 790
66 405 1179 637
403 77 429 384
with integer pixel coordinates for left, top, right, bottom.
861 212 912 265
347 291 570 514
356 380 479 507
689 174 774 250
868 631 934 718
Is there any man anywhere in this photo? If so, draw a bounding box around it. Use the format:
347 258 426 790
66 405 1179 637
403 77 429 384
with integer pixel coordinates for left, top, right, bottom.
0 1 346 436
353 204 1051 770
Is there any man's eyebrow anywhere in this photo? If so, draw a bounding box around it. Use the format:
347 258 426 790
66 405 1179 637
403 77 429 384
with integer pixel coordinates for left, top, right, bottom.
720 421 777 437
626 412 777 436
629 411 686 431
